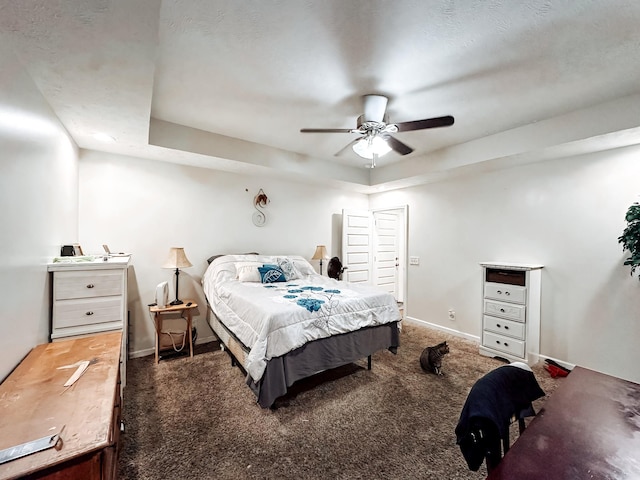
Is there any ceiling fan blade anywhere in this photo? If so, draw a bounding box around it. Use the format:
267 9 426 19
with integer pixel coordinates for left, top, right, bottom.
395 115 454 132
385 135 413 156
334 138 361 157
363 95 388 123
300 128 354 133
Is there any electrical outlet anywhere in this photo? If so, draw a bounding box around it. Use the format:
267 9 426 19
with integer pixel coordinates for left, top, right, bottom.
448 309 455 320
409 256 420 265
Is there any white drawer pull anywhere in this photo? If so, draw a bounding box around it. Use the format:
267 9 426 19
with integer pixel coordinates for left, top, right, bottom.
86 311 94 316
86 284 95 289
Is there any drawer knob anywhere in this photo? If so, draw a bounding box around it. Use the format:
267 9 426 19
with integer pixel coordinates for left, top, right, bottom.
86 311 94 316
500 308 505 312
497 290 502 294
86 284 95 289
496 323 501 328
504 325 509 330
505 291 510 296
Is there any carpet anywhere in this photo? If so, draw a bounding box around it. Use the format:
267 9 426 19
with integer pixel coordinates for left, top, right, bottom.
118 323 559 479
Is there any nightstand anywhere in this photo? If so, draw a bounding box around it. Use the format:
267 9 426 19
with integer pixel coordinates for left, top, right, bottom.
149 301 197 363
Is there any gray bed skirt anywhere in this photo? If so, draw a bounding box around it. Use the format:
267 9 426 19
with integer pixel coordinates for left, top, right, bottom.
207 304 400 408
247 322 400 408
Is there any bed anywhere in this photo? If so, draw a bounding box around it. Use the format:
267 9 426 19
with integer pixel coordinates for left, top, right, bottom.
202 254 401 408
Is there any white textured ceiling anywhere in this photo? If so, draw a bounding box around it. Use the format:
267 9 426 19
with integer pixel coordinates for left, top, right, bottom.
2 0 640 193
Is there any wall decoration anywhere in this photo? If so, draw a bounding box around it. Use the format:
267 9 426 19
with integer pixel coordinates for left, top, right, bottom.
253 189 269 227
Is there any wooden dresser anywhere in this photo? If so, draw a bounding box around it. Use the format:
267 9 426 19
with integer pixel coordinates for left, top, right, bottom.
0 332 122 480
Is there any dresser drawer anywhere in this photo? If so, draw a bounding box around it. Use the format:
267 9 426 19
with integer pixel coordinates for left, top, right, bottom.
55 270 123 300
484 299 526 322
483 315 525 340
53 297 124 328
484 282 526 304
483 330 525 358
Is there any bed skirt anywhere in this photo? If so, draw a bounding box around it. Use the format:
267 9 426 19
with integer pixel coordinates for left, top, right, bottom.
207 304 400 408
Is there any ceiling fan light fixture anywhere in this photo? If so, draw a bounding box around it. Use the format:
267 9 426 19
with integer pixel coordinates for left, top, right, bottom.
352 135 391 159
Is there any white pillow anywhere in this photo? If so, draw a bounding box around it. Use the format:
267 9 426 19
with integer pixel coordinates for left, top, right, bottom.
292 257 317 276
235 261 262 282
277 257 299 281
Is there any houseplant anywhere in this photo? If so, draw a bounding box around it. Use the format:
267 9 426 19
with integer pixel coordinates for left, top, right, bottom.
618 202 640 280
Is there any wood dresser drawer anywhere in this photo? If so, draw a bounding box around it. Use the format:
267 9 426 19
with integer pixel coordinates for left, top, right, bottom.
54 270 123 300
53 297 124 328
484 299 526 322
483 315 525 340
482 330 525 358
484 282 526 304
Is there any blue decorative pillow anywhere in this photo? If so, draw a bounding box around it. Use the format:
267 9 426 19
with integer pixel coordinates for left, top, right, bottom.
258 265 286 283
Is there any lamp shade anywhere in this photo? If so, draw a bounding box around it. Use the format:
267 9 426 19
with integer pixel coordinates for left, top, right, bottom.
311 245 329 261
162 247 193 269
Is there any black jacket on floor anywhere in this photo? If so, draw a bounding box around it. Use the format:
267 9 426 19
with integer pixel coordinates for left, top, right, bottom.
455 365 545 471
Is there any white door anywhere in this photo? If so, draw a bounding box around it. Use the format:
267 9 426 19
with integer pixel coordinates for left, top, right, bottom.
373 210 400 297
341 210 373 284
342 207 406 303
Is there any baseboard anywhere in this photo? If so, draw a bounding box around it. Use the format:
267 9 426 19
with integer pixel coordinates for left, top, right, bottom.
405 317 575 370
537 354 575 371
404 316 481 344
128 334 217 359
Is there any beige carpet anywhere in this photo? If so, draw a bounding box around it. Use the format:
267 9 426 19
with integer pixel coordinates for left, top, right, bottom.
118 323 560 479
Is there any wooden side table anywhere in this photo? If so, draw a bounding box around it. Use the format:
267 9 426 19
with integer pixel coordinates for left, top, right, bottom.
149 301 197 364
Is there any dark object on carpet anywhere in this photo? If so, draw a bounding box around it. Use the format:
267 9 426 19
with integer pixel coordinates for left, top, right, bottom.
118 324 558 480
544 358 571 377
455 364 545 472
420 340 450 375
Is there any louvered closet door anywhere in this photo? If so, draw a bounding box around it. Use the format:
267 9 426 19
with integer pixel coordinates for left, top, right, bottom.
373 210 399 297
341 209 373 284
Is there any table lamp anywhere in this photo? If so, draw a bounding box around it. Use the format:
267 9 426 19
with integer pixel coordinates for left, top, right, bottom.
163 247 192 305
311 245 329 275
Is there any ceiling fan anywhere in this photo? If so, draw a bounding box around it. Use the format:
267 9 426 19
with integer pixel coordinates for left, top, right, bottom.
300 94 454 167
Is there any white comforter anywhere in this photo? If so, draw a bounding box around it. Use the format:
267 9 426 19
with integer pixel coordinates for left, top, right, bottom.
202 254 400 382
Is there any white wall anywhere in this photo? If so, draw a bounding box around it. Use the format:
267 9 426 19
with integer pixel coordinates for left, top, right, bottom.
78 150 368 356
0 44 79 380
371 144 640 383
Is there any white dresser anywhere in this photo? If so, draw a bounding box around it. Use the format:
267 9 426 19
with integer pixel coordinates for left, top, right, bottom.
48 256 131 386
479 262 543 365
